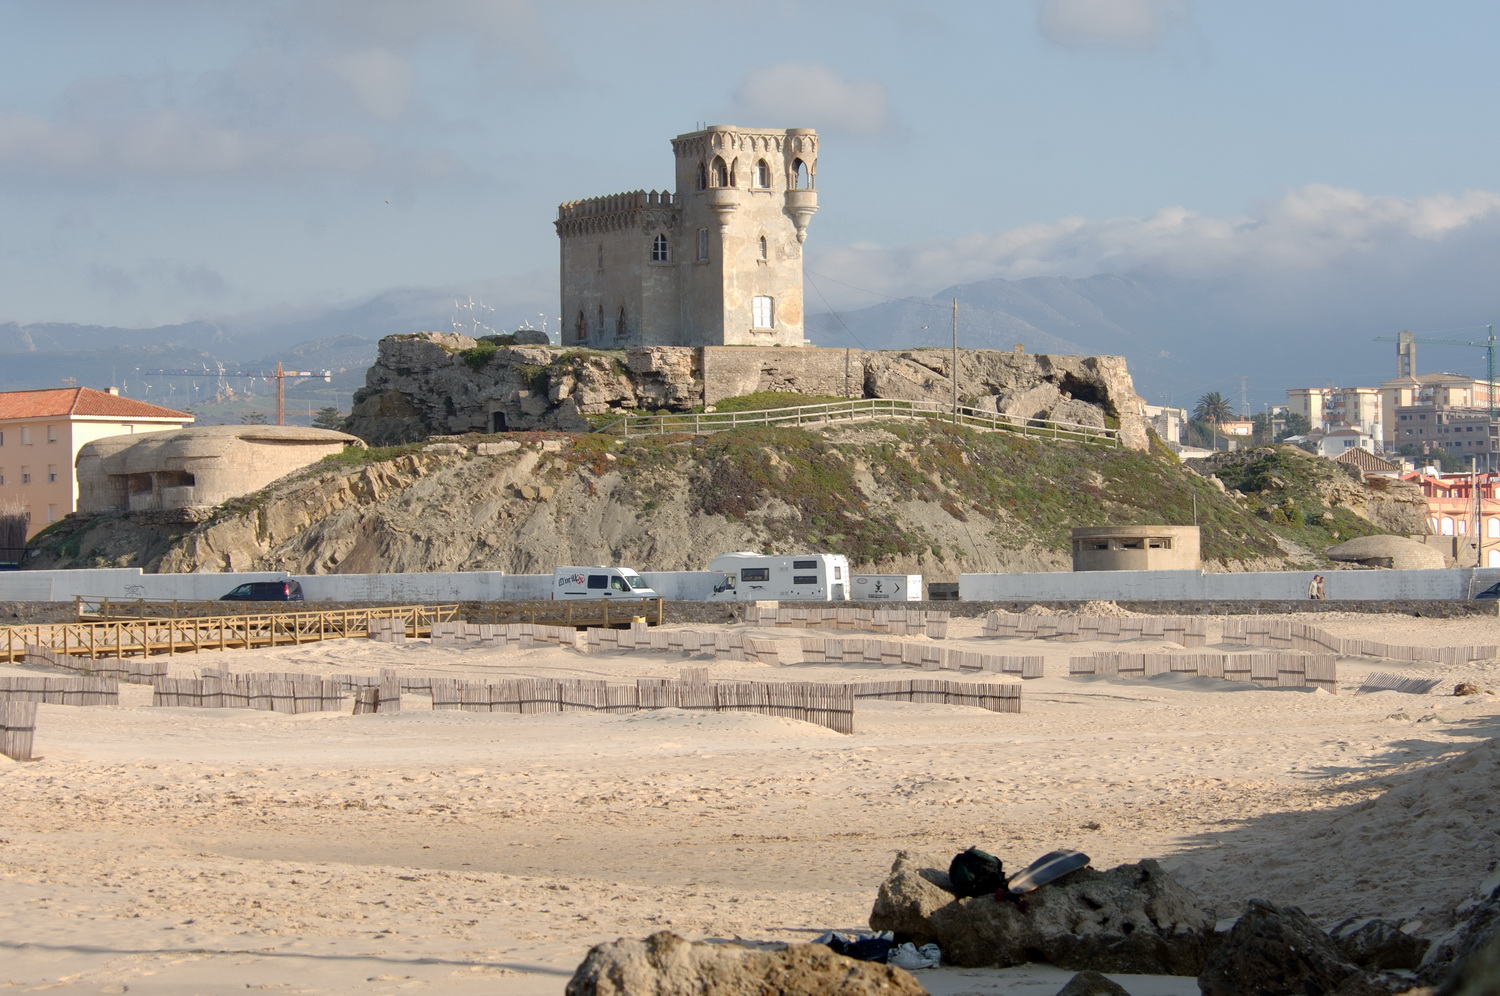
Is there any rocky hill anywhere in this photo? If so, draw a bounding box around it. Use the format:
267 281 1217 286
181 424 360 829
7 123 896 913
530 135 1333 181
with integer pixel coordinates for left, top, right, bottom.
27 420 1428 579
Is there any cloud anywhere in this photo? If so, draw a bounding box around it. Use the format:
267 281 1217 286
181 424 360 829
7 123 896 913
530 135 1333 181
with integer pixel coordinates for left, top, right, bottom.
726 63 891 135
87 259 231 304
1037 0 1192 50
811 185 1500 304
325 48 417 122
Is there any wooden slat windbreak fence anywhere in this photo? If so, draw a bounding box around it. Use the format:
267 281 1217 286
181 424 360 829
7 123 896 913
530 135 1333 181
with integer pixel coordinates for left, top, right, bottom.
982 613 1208 648
744 605 949 638
799 638 1044 678
1 605 459 663
0 675 120 705
1221 618 1499 665
24 644 167 684
1068 652 1338 693
851 679 1021 713
153 674 348 714
428 620 580 649
463 598 665 629
427 676 858 734
1357 672 1444 695
584 626 780 664
0 699 36 760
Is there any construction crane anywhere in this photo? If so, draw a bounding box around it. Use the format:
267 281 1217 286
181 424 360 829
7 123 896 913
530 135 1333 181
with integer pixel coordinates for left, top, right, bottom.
135 362 332 426
1373 326 1497 418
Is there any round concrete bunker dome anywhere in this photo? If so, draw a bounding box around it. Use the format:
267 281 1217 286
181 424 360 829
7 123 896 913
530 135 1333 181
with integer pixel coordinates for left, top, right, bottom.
75 425 362 514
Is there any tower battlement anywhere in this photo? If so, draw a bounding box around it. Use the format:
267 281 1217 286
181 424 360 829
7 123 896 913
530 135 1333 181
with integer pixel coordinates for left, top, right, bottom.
555 190 677 238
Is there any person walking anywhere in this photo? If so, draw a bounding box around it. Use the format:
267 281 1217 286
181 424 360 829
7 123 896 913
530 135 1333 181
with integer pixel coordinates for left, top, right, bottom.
1308 574 1325 600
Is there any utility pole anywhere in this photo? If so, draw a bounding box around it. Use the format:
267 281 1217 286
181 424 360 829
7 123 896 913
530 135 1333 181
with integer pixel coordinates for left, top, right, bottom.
951 298 959 421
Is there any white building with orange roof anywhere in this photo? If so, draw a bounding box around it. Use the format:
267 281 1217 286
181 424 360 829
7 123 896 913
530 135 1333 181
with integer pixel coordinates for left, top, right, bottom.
0 387 192 537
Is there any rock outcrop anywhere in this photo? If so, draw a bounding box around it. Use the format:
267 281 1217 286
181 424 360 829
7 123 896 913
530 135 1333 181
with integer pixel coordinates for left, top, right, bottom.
345 333 1150 449
1198 900 1412 996
868 851 1216 975
564 931 929 996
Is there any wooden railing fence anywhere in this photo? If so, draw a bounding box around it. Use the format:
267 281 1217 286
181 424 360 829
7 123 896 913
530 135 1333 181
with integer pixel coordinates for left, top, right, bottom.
596 397 1122 447
2 604 459 663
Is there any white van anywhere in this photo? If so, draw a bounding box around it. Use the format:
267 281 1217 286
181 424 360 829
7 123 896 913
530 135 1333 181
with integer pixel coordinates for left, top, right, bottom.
705 552 850 601
551 566 659 600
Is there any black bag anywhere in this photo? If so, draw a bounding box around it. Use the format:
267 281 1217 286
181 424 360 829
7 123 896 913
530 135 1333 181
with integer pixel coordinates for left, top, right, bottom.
948 847 1004 898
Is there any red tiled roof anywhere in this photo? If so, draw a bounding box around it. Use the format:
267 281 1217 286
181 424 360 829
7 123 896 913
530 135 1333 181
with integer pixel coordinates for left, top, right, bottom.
0 387 192 421
1334 448 1399 472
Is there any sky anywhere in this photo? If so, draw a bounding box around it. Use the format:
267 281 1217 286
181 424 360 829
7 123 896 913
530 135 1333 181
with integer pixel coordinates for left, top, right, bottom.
5 0 1500 401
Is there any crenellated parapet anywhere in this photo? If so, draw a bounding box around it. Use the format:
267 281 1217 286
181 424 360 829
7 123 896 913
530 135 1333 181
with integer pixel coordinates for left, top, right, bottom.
554 190 678 238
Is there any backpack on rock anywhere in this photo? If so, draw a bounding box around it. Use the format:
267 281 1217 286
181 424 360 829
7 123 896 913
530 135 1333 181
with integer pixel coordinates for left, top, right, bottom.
947 847 1004 898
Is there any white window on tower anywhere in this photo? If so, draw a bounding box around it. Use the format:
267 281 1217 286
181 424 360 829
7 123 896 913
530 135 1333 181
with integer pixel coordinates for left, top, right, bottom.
651 233 669 263
755 159 770 188
752 296 774 329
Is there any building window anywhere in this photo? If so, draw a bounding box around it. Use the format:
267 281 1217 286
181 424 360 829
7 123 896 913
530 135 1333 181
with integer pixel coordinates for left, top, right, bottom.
752 296 774 329
616 307 627 338
697 162 707 190
0 431 4 445
574 312 587 343
758 236 768 260
47 465 56 483
46 504 56 523
19 427 29 445
755 159 771 188
651 233 669 263
791 158 811 189
597 243 604 269
46 425 56 442
20 468 29 484
597 305 604 333
697 229 709 262
710 156 729 187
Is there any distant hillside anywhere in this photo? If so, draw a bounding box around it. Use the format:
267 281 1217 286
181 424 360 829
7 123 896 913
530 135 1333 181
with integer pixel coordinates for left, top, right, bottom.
27 420 1424 579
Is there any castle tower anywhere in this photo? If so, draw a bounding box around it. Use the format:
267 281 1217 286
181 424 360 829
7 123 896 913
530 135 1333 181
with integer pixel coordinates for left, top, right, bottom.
555 125 817 348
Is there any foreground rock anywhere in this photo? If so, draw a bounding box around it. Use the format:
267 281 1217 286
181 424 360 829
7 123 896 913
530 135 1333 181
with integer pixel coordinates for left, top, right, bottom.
869 851 1216 975
565 931 929 996
1198 899 1417 996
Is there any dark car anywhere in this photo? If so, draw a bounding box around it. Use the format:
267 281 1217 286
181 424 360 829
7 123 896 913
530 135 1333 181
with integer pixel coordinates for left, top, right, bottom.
220 580 305 602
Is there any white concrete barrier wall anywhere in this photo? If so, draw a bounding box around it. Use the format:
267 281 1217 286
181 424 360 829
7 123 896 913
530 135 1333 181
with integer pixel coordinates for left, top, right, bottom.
7 565 1500 605
961 568 1500 602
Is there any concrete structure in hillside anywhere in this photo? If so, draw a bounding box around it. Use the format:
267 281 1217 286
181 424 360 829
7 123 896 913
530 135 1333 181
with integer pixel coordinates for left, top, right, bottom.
1070 525 1201 571
555 125 817 349
0 387 193 537
75 425 361 515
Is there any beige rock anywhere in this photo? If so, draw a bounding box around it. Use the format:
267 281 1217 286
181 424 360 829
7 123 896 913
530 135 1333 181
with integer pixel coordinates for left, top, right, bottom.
564 931 929 996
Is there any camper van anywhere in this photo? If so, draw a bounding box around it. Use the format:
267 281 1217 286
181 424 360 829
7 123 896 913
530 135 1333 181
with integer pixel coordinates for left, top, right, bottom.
705 552 850 602
551 566 659 600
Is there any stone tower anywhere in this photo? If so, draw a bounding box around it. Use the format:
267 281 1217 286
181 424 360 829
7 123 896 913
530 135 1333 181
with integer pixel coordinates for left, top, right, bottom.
555 125 817 348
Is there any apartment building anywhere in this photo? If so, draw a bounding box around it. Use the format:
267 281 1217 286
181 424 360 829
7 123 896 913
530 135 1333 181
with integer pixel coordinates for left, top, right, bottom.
0 387 192 537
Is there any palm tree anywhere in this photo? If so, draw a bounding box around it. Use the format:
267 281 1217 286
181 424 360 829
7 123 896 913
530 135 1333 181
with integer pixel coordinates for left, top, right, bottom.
1193 391 1234 427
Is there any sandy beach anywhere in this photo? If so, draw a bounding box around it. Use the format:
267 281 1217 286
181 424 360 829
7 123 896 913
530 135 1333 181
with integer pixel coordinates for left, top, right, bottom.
3 609 1498 994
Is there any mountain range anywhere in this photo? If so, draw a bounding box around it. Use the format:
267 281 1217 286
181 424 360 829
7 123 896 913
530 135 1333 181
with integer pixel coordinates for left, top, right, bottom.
3 269 1481 417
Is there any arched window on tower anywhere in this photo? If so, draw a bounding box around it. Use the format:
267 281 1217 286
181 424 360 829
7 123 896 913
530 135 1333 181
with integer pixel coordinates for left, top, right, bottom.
596 243 604 269
791 158 811 190
575 311 587 343
755 159 771 188
710 156 729 187
758 236 768 260
616 307 628 339
697 162 707 190
597 305 604 333
651 233 669 263
697 228 709 262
